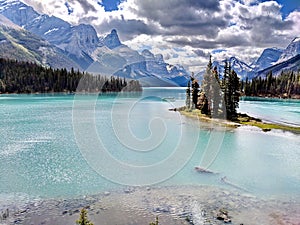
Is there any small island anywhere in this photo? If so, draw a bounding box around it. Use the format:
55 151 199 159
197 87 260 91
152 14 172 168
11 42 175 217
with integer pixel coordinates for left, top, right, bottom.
176 56 300 134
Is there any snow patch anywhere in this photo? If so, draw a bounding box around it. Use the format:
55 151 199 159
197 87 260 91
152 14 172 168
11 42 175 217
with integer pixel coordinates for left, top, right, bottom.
44 28 59 35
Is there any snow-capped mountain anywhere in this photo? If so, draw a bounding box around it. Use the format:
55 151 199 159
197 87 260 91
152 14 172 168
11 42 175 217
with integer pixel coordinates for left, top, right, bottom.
277 37 300 63
251 38 300 79
103 29 122 49
211 38 300 80
0 0 39 26
255 54 300 78
0 0 100 69
0 14 80 70
252 48 283 71
0 0 190 86
211 57 253 80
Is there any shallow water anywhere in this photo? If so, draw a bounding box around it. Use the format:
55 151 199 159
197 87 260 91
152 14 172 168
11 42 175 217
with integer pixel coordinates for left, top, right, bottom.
0 89 299 204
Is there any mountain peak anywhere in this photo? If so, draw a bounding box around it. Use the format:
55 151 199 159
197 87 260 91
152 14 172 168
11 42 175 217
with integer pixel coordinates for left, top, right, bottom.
141 49 154 59
276 37 300 63
103 29 121 49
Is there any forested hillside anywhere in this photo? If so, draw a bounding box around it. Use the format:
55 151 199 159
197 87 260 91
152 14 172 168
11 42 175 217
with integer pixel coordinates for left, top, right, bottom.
0 58 142 93
242 71 300 98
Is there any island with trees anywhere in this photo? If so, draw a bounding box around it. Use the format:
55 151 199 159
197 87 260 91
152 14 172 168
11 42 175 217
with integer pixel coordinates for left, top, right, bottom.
177 56 300 134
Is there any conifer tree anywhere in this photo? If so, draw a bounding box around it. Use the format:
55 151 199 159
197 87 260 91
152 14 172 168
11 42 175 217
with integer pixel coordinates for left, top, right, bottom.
191 73 200 109
76 208 94 225
222 61 240 120
186 80 191 109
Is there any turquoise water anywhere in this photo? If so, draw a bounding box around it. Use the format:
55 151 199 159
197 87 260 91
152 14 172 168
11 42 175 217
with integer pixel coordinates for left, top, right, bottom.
239 96 300 126
0 89 299 202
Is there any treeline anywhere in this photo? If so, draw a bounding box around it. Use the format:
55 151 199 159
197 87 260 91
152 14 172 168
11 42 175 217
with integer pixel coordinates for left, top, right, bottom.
186 56 240 121
0 58 142 93
242 71 300 98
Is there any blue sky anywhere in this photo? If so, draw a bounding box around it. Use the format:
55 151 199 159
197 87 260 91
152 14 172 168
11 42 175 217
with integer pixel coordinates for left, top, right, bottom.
100 0 122 11
275 0 300 17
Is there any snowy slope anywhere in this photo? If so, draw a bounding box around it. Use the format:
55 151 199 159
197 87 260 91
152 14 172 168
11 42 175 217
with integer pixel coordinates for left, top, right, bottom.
0 0 191 86
277 37 300 63
252 48 283 71
0 14 80 70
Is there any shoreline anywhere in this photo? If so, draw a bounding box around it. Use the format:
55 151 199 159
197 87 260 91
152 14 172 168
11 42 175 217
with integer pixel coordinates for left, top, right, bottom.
1 185 299 225
242 94 300 100
176 107 300 134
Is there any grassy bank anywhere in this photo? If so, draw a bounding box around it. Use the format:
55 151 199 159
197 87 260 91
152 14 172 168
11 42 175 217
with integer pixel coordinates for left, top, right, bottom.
237 113 300 134
177 107 300 134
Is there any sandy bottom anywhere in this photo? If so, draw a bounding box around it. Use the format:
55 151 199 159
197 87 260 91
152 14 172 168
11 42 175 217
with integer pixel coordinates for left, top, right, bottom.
1 185 300 225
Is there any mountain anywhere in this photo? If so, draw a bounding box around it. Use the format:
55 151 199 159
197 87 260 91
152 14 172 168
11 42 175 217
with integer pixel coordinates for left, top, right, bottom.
255 54 300 78
0 14 80 70
277 37 300 63
210 38 300 81
210 57 253 80
103 29 122 49
252 48 283 71
250 38 300 79
0 0 190 87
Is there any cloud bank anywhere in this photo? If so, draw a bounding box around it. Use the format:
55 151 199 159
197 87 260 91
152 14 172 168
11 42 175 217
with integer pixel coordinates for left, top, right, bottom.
22 0 300 72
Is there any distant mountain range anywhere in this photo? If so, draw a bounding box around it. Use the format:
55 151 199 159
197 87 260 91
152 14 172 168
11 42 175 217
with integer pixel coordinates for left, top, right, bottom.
0 0 300 86
208 37 300 81
0 0 190 87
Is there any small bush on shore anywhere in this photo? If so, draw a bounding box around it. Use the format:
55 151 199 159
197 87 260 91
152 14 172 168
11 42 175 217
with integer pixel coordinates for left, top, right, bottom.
76 208 94 225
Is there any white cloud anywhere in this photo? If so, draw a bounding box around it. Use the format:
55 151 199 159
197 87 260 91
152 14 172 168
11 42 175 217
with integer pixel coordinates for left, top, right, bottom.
20 0 299 73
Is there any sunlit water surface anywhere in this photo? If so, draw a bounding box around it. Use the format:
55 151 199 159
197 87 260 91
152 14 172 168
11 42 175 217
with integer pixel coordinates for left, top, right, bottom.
0 88 299 205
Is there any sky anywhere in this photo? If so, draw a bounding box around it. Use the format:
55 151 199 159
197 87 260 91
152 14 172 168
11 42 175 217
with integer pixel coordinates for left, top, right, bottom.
21 0 300 72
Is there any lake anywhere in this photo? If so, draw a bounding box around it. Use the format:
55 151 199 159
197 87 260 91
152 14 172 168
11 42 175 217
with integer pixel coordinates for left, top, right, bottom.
0 88 299 205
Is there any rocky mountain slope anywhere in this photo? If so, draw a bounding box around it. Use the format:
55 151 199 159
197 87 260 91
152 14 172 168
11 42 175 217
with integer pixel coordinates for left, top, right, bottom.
1 0 299 85
0 0 190 87
0 14 80 70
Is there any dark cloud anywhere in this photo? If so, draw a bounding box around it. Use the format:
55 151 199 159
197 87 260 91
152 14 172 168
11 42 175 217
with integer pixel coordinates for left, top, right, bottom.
193 49 210 58
96 0 227 41
128 0 225 38
68 0 97 13
96 18 158 40
168 33 250 49
217 33 250 48
167 37 220 49
239 16 294 47
134 0 220 16
93 0 296 57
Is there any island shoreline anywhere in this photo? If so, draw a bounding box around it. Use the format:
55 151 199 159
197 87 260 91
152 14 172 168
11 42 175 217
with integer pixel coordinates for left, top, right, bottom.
175 106 300 134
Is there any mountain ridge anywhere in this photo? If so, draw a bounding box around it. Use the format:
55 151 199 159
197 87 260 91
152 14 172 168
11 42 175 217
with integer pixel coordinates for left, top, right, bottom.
1 0 300 85
0 0 190 86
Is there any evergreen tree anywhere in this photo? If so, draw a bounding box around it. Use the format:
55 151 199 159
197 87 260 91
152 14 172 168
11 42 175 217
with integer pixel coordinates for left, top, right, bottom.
201 56 222 116
191 73 200 109
202 55 213 114
185 80 191 109
243 70 300 98
76 208 94 225
222 61 240 120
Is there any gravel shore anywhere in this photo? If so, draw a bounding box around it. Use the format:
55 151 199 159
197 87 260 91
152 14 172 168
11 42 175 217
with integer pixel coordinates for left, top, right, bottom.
1 185 299 225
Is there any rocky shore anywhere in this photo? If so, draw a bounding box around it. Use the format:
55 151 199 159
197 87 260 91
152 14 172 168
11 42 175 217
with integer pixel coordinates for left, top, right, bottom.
1 185 299 225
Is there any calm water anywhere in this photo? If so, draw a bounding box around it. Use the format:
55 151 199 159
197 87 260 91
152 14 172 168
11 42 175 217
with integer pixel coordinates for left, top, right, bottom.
0 88 299 204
